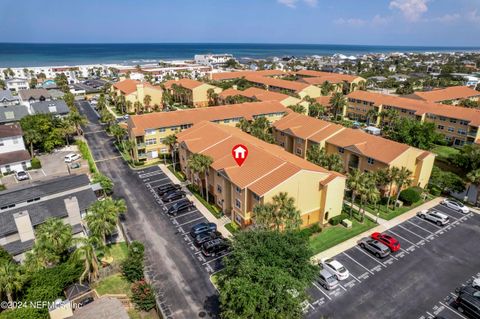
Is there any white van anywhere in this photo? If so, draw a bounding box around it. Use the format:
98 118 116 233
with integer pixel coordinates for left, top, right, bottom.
64 153 81 163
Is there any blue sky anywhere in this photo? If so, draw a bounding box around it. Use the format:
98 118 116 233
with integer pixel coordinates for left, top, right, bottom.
0 0 479 46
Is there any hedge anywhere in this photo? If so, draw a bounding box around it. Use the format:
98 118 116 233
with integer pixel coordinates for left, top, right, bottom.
30 157 41 169
399 187 422 206
329 213 349 226
76 140 97 173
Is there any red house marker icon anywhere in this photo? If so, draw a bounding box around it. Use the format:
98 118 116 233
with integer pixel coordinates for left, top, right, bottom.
232 144 248 167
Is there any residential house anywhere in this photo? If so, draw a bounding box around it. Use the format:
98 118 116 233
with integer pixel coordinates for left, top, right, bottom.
164 78 222 107
347 90 480 146
6 78 29 92
111 79 163 113
0 124 31 175
0 105 29 124
18 88 52 108
409 86 480 105
0 174 97 261
31 100 70 117
272 112 435 188
243 75 321 98
176 121 346 228
0 90 19 106
127 101 288 163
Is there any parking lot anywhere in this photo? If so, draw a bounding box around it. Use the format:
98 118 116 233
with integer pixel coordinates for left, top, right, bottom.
305 204 480 319
137 165 230 275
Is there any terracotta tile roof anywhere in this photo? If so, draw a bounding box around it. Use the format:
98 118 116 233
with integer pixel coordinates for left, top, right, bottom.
299 76 343 85
413 86 480 103
244 75 309 93
164 78 205 90
315 95 333 107
273 113 344 141
211 70 286 81
112 79 140 95
128 101 287 136
348 90 480 126
296 70 361 82
177 121 342 195
219 87 292 102
218 88 244 99
0 124 23 138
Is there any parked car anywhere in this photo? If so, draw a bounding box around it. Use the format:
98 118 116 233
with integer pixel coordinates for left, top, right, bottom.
161 190 185 202
358 238 391 258
64 153 81 163
442 199 470 214
201 238 229 257
15 170 29 181
190 222 217 237
371 232 400 252
453 291 480 317
70 162 81 169
157 184 181 196
166 199 194 216
78 297 94 307
417 209 449 226
318 269 339 290
456 286 480 299
473 276 480 290
194 231 221 247
320 258 350 281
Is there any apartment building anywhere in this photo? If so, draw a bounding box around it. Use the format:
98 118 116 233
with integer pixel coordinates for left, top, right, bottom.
410 86 480 105
0 174 97 261
0 124 31 175
164 78 222 107
111 79 163 112
273 112 435 188
295 70 366 93
218 86 304 108
127 101 288 163
6 78 29 92
176 121 346 228
243 75 321 98
347 91 480 146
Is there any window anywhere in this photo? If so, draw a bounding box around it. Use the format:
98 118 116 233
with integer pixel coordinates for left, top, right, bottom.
338 147 345 154
145 138 156 145
459 120 469 126
280 132 285 136
367 157 375 165
448 127 454 132
146 129 156 135
437 125 444 130
253 193 260 201
296 138 303 144
159 128 166 133
296 148 302 155
224 119 230 123
217 185 222 193
458 129 466 135
160 148 168 153
235 199 242 209
439 116 446 121
235 186 241 194
449 119 457 124
217 172 221 177
280 142 285 147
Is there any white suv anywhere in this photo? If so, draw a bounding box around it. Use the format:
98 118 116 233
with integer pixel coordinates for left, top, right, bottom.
321 258 350 281
64 153 81 163
417 209 449 226
442 199 469 214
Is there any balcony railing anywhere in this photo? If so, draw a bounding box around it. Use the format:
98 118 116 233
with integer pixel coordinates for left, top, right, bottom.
138 153 147 159
467 131 478 137
136 142 146 149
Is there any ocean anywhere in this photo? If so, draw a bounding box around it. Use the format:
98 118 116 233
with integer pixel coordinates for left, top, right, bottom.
1 43 479 68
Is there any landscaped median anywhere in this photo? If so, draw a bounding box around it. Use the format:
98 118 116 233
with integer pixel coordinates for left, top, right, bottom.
76 139 98 173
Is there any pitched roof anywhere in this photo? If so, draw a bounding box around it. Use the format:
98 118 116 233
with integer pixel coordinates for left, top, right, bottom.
273 113 344 142
244 75 309 92
18 89 51 101
413 86 480 102
0 90 17 102
0 105 29 123
348 90 480 126
219 87 292 102
0 123 23 138
296 70 361 82
315 95 333 107
128 101 287 136
211 70 286 81
31 100 70 115
164 78 205 90
112 79 140 95
176 121 341 196
0 150 30 166
71 297 129 319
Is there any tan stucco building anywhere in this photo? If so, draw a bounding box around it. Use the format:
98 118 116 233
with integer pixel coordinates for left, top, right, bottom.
243 75 322 99
176 121 346 228
410 86 480 105
164 78 222 107
111 79 163 112
295 70 366 93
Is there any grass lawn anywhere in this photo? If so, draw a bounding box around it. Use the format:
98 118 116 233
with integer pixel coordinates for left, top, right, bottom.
93 273 131 296
361 194 436 220
106 242 128 263
225 222 240 234
432 145 460 160
187 185 223 218
167 165 186 182
128 309 160 319
309 216 377 255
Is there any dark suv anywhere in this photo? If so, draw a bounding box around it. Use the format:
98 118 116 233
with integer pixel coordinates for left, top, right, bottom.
190 222 217 237
453 291 480 318
167 199 194 216
194 231 221 247
201 238 229 257
157 184 181 196
161 190 185 202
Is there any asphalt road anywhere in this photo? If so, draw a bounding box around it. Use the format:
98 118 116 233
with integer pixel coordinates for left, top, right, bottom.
307 207 480 319
76 101 219 319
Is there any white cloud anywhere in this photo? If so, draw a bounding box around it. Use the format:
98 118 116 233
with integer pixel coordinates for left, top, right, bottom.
466 9 480 24
334 15 390 27
371 14 390 26
430 13 461 23
389 0 429 21
277 0 318 8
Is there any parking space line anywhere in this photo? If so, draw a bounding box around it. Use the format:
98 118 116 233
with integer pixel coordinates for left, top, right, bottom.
145 177 170 185
398 224 426 240
439 302 467 319
312 282 332 300
170 210 199 220
202 253 230 266
432 208 459 221
337 283 347 291
387 229 419 248
176 216 205 227
342 252 373 274
349 273 361 283
415 217 444 230
407 220 435 234
355 247 387 268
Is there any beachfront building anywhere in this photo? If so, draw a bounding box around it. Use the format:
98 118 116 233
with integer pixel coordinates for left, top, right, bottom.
0 90 19 106
346 91 480 146
218 87 305 108
164 78 222 107
5 78 29 92
194 54 234 66
111 79 163 113
409 86 480 105
0 174 97 262
127 101 288 163
272 112 435 189
243 75 321 99
0 124 31 175
176 121 346 228
295 70 366 93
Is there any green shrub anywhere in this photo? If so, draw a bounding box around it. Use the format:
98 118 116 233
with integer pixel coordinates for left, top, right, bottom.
329 213 349 226
300 223 322 237
0 184 5 191
399 187 422 206
30 157 42 169
75 140 97 173
0 307 47 319
131 280 156 311
428 185 442 196
122 241 145 282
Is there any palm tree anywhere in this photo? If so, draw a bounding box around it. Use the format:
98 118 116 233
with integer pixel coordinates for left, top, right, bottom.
329 92 347 120
72 236 101 283
253 202 277 229
272 192 301 230
68 110 87 136
164 134 178 171
143 95 152 111
125 100 133 114
35 217 73 266
0 262 24 303
237 119 251 133
321 81 335 96
394 167 413 207
187 154 214 202
85 199 126 243
359 178 380 223
467 169 480 206
386 167 400 210
347 169 364 217
365 109 379 126
23 128 40 155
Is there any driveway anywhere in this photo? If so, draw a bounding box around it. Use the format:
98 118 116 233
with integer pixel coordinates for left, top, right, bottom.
76 100 219 319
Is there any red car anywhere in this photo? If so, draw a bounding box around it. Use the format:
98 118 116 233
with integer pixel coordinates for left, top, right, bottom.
370 232 400 252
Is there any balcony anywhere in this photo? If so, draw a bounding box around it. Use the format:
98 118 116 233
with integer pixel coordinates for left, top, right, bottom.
136 142 146 149
138 153 147 159
467 131 478 137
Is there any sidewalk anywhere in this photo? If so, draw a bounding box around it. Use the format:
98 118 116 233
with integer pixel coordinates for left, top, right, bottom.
311 196 445 263
158 164 232 239
344 200 388 225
